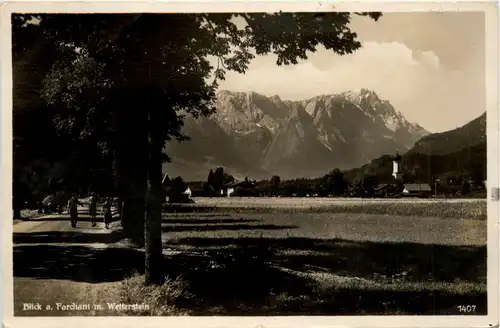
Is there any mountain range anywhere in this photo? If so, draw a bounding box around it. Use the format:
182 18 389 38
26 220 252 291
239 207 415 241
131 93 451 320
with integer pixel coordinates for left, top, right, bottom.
343 112 487 185
407 112 486 156
163 89 431 181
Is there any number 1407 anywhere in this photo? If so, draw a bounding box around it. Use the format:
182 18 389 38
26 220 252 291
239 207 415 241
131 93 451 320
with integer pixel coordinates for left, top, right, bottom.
457 305 476 313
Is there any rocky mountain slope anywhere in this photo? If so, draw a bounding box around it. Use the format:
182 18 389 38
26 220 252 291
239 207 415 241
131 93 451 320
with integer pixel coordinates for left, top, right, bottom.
344 112 487 185
164 89 429 180
407 112 486 156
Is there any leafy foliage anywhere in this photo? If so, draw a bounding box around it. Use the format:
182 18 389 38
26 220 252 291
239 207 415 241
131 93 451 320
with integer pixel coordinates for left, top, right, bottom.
15 12 382 152
13 12 383 282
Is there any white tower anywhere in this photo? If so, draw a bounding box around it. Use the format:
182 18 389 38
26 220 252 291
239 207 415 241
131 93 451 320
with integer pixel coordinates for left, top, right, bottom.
392 153 403 180
392 161 399 179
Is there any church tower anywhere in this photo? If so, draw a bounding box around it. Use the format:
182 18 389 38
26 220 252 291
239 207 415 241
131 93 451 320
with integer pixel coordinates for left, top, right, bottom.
392 152 403 180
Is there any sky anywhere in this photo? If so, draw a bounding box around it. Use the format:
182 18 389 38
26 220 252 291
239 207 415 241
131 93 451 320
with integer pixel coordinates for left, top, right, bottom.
213 12 486 133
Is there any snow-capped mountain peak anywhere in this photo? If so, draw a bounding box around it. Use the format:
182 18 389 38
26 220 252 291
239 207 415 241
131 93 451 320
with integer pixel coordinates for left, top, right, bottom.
165 89 429 180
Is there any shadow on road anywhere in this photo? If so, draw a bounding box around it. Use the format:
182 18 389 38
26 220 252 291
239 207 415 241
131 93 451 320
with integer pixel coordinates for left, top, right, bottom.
15 214 120 223
13 230 124 244
14 244 144 283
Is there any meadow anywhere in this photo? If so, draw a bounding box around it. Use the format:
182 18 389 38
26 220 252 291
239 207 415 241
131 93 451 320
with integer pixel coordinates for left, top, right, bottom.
167 197 487 220
122 197 488 316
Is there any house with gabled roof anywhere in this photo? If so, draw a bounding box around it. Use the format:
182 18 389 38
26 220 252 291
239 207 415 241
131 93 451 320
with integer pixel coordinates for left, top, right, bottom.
402 183 432 197
375 180 403 197
223 180 256 197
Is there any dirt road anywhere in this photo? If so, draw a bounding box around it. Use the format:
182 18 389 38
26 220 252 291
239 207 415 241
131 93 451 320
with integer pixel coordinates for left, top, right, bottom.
12 206 137 317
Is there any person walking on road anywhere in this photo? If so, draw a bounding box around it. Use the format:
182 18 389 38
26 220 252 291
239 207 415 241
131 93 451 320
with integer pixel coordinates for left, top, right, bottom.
101 197 112 229
89 192 98 227
67 194 82 228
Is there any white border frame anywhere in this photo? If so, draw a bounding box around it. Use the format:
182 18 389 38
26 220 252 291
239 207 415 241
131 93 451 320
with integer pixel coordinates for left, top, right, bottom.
1 2 499 328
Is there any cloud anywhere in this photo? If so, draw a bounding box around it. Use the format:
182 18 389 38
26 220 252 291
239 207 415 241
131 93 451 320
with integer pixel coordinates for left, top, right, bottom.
418 50 441 69
214 41 484 133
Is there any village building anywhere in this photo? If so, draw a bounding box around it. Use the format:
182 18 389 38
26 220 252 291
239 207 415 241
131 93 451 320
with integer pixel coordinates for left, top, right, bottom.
374 183 399 197
371 153 433 198
223 180 256 197
162 173 193 203
371 154 405 197
402 183 432 197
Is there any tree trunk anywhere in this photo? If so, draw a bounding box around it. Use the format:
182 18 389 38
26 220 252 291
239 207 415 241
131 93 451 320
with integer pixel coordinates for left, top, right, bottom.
124 172 146 246
119 158 146 247
112 158 125 227
116 156 139 240
145 104 164 285
13 200 22 220
119 177 131 233
115 92 148 247
121 197 130 232
117 197 123 226
145 139 164 285
13 187 22 220
13 171 23 220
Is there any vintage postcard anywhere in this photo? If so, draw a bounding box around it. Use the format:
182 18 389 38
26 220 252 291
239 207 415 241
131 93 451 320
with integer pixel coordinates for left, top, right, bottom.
1 1 499 328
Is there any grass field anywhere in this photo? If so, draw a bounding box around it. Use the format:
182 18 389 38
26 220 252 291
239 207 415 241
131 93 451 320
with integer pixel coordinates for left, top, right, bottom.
122 198 488 316
167 197 487 219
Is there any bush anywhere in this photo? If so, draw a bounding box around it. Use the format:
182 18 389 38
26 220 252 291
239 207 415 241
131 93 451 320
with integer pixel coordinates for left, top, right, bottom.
119 272 189 316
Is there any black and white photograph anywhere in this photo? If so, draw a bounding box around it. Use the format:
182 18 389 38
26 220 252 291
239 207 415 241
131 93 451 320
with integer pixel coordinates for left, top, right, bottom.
2 1 499 327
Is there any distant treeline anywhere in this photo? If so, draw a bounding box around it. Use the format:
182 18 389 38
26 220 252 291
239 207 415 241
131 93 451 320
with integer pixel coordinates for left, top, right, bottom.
17 140 486 210
179 143 486 198
344 142 486 186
